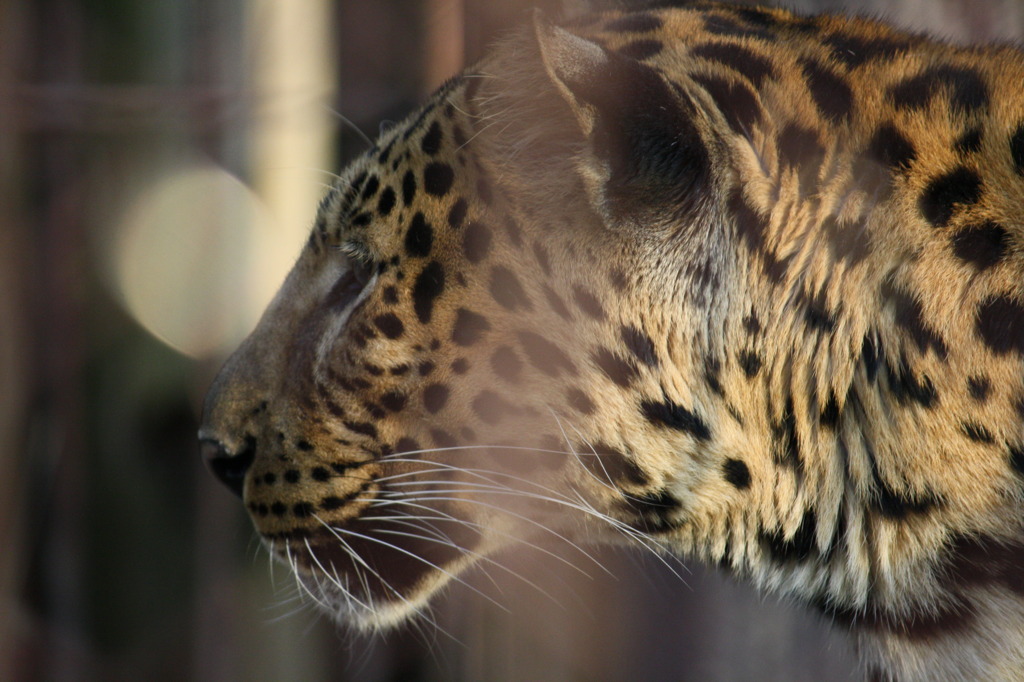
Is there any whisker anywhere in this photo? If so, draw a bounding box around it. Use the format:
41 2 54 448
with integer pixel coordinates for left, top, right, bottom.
286 544 331 610
264 600 316 624
323 104 373 148
358 499 596 579
373 455 598 506
373 453 689 579
368 524 569 611
360 501 589 569
321 523 510 614
380 443 576 462
557 415 621 493
378 446 646 510
394 427 689 583
369 489 615 578
304 537 347 593
312 516 398 614
386 481 688 581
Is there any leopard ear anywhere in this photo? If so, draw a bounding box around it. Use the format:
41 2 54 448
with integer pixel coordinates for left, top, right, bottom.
533 11 609 136
533 11 711 224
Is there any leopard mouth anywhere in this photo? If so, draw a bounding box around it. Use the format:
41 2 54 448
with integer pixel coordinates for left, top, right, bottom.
267 511 485 628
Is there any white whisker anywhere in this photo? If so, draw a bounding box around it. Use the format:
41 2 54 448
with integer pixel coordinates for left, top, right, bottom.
304 537 347 593
558 415 621 493
323 105 373 148
322 523 510 614
368 524 569 610
371 489 616 577
358 498 596 579
313 520 390 617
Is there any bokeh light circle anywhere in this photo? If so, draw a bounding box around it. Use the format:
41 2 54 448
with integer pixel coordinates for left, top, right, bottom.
110 161 302 358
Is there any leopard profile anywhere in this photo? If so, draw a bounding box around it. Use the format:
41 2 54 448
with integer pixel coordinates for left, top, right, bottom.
200 3 1024 679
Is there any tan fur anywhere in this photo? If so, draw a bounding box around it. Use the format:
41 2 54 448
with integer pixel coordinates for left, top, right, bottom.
201 3 1024 679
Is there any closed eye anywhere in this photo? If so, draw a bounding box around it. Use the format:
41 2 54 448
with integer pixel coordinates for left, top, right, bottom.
351 256 374 288
335 240 377 285
324 257 375 311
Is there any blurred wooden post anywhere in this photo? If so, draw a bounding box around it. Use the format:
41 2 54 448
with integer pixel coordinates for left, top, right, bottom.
27 1 93 680
424 0 465 94
249 0 337 246
0 1 30 677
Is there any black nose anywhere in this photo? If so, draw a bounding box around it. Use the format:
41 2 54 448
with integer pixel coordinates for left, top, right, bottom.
201 437 255 498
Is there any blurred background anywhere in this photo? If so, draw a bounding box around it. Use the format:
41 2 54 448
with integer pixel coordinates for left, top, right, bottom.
3 0 1022 680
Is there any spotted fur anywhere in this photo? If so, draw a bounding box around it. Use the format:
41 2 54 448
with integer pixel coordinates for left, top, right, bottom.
201 3 1024 679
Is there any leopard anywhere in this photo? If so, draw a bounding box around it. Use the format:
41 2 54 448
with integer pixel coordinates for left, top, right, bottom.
199 2 1024 679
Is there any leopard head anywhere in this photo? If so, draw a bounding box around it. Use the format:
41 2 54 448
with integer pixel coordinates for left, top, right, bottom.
201 14 744 630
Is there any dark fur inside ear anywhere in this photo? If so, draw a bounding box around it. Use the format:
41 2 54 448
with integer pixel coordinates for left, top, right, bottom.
535 15 710 223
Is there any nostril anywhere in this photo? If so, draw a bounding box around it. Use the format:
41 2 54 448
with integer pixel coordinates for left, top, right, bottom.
201 437 255 499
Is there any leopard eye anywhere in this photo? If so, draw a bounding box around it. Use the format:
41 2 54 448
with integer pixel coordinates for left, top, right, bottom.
336 240 375 283
352 258 373 287
324 257 374 311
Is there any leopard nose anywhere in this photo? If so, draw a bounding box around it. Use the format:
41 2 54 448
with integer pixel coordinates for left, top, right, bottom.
201 437 255 498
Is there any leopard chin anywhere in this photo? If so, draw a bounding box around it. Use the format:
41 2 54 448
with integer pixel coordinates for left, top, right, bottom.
278 540 466 631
